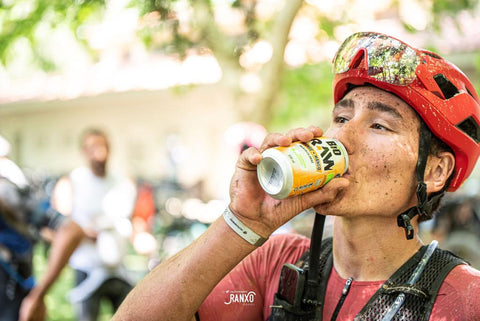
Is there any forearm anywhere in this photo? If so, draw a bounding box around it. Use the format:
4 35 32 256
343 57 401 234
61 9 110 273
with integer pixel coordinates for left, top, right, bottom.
112 127 347 320
113 216 258 321
34 220 84 296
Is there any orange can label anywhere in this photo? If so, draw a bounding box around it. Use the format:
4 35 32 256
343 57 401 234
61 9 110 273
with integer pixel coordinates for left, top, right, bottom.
257 138 348 199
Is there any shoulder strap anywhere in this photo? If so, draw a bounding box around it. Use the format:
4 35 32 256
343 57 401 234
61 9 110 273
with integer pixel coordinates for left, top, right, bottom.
422 249 466 321
294 238 334 319
268 237 333 321
314 240 333 320
355 246 466 321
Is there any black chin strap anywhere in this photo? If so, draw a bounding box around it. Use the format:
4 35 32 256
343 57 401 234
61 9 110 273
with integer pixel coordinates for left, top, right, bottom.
397 121 440 240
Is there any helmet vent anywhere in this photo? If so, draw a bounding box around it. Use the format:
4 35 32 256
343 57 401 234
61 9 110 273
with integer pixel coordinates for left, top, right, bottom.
466 87 475 99
433 74 459 99
424 52 442 59
456 116 480 143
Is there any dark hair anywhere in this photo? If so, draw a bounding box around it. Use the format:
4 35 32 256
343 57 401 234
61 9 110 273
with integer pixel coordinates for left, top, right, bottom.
79 128 109 147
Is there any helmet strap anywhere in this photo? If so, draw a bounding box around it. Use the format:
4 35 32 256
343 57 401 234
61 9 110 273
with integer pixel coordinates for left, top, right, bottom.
397 121 436 240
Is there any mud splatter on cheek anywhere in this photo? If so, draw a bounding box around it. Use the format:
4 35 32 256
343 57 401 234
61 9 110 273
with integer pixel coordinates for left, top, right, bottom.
360 146 369 155
379 155 391 179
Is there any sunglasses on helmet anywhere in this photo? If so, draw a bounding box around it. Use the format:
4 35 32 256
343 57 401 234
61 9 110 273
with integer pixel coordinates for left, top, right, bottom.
333 32 424 86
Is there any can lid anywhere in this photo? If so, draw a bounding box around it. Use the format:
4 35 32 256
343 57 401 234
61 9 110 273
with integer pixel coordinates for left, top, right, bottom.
257 148 293 199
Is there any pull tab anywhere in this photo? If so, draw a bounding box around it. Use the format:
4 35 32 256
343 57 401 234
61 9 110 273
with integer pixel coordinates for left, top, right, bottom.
331 277 354 321
342 277 353 295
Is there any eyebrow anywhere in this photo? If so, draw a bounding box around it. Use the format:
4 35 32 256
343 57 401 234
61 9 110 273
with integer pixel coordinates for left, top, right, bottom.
333 98 403 120
334 98 354 110
367 101 403 120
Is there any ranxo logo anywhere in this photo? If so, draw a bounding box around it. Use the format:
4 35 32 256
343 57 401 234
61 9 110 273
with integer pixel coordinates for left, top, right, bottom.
224 290 257 305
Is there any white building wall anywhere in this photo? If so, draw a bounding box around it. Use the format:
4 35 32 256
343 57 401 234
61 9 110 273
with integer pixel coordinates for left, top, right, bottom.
0 84 251 198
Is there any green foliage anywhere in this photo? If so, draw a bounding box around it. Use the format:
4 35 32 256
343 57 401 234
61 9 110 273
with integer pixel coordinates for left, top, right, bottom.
33 242 76 320
0 0 106 70
135 0 266 63
137 0 178 18
432 0 479 15
317 16 343 38
401 21 418 34
430 0 479 31
271 62 334 130
33 242 115 320
1 0 479 127
474 53 480 91
1 0 479 72
136 0 205 58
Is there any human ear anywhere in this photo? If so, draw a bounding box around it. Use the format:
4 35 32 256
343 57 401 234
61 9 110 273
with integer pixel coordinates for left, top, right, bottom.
424 152 455 194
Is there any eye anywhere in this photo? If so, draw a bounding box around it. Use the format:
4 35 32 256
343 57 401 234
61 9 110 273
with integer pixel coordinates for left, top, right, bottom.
334 116 349 124
371 123 389 131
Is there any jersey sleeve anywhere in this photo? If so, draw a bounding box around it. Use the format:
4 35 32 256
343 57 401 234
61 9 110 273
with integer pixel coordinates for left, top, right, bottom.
197 233 310 321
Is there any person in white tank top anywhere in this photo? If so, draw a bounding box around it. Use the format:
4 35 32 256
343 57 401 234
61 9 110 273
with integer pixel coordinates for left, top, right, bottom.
52 128 137 321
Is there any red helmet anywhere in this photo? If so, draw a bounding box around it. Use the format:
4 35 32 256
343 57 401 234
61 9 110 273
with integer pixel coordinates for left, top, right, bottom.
332 32 480 191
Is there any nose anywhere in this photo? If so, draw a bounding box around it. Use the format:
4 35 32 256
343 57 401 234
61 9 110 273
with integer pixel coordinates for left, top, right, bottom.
93 146 108 161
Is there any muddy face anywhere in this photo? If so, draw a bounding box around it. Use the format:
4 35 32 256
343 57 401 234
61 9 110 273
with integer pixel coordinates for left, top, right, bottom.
316 86 420 218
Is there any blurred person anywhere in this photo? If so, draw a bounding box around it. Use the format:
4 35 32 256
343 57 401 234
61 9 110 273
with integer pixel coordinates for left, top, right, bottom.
51 128 137 321
224 121 268 155
432 196 480 267
113 32 480 321
0 134 85 321
130 179 158 256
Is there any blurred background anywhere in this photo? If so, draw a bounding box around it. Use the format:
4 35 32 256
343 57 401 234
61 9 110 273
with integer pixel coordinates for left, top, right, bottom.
1 0 480 319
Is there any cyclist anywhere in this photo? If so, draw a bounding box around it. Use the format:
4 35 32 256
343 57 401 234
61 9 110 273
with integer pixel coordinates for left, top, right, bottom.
113 32 480 320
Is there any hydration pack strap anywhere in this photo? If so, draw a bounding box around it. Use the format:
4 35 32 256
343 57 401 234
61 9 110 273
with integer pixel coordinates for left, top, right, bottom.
268 236 333 321
270 239 465 321
355 245 466 321
380 241 438 321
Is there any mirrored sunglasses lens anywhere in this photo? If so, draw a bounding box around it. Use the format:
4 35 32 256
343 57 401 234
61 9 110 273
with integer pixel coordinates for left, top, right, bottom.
334 33 420 86
367 38 419 85
333 33 369 73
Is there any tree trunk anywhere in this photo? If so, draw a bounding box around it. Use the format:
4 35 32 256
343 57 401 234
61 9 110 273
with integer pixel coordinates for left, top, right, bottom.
251 0 304 126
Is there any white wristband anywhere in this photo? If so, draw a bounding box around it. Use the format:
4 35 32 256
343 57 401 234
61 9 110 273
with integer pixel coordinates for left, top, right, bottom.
223 207 268 247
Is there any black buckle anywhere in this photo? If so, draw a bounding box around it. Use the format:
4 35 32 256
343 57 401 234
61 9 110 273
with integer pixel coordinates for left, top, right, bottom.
397 208 419 240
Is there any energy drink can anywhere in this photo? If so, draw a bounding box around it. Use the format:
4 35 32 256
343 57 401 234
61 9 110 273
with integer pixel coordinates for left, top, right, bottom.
257 137 348 199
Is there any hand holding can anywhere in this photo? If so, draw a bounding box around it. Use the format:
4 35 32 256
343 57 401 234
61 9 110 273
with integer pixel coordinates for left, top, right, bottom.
257 137 349 199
